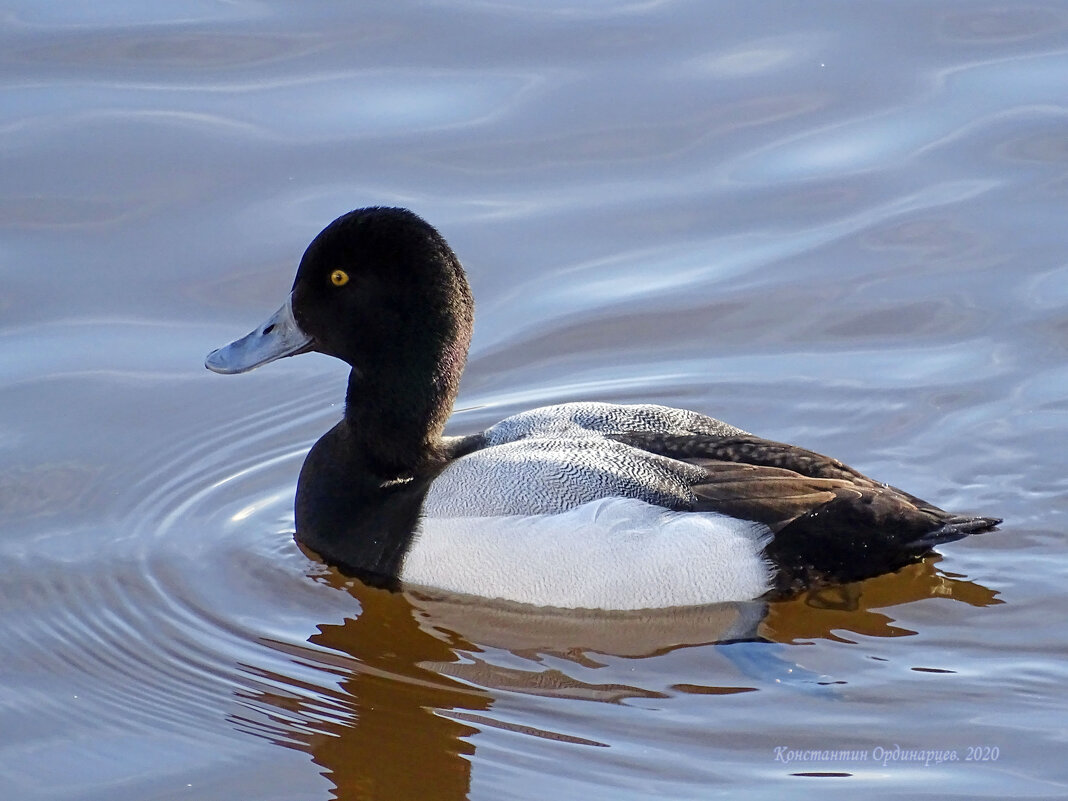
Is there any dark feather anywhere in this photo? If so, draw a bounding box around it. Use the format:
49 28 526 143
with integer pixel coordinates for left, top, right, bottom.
609 431 1001 594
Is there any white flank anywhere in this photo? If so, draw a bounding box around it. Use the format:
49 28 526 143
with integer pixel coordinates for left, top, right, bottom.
400 497 773 610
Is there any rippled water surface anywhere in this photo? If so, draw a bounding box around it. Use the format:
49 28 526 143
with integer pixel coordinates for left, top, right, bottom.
2 2 1066 799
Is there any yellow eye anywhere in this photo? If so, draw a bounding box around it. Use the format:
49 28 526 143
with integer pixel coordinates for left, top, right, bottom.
330 269 349 287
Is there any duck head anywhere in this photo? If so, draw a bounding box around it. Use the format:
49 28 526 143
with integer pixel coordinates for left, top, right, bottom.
206 207 474 470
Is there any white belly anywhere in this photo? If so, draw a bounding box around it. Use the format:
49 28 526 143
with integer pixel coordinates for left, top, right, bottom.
399 497 773 610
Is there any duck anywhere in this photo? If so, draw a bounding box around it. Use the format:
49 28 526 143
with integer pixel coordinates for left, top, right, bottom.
205 206 1001 610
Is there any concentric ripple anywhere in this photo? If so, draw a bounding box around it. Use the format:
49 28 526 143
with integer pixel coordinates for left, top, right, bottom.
0 369 362 749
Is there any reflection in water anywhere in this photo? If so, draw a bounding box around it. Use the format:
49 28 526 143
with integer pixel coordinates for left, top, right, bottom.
232 555 1002 799
761 557 1003 644
240 584 491 801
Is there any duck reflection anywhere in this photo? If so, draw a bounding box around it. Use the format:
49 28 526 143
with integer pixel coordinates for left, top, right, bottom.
235 556 999 800
760 557 1002 644
237 581 489 800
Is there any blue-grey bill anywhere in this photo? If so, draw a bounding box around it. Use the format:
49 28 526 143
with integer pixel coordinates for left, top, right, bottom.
205 295 313 374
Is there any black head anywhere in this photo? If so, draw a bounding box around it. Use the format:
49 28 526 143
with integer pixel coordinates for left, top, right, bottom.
296 208 474 464
290 207 473 376
207 207 474 473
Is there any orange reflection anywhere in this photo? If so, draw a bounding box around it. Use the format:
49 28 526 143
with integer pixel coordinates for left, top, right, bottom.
234 554 1001 800
761 557 1002 644
246 575 491 801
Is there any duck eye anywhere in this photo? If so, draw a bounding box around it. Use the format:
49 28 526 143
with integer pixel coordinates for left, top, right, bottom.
330 269 349 287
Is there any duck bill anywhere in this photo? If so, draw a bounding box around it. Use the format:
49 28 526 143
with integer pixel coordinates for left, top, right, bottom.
205 295 314 374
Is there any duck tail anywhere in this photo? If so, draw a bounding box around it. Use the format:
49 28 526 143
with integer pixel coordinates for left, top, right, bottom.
911 515 1002 550
764 489 1002 596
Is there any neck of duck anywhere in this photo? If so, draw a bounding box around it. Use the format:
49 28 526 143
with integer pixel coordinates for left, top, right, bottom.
342 336 468 479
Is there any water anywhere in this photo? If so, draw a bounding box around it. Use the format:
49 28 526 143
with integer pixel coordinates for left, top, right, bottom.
2 1 1066 798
